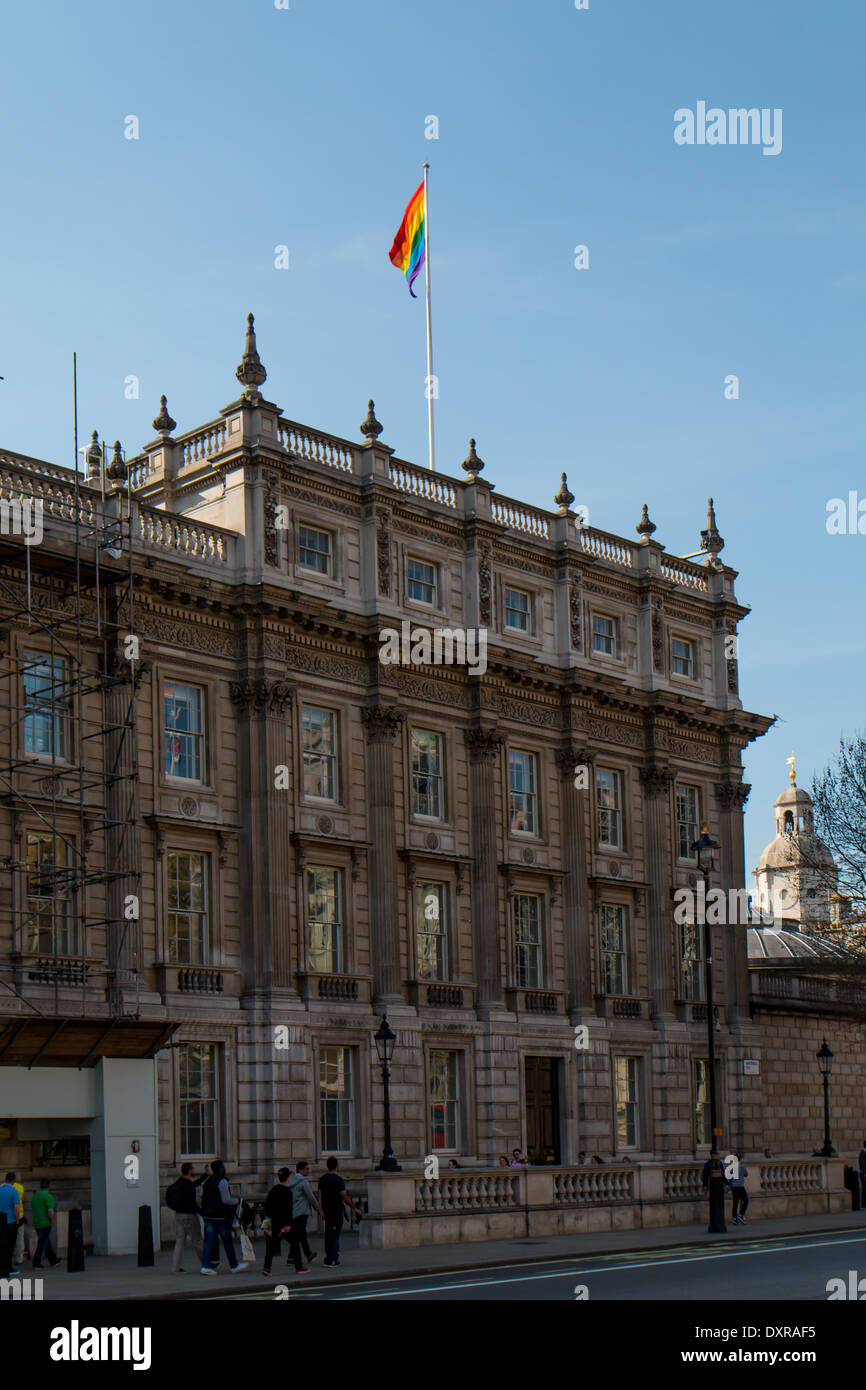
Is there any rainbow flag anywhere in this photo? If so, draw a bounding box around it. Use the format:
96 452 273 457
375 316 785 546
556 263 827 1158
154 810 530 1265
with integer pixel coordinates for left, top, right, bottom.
389 180 426 298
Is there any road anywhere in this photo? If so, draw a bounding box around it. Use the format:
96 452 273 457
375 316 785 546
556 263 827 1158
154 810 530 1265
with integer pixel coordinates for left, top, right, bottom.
214 1230 866 1301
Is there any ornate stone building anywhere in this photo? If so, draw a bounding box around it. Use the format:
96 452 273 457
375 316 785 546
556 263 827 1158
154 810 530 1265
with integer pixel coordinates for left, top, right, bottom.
0 316 776 1248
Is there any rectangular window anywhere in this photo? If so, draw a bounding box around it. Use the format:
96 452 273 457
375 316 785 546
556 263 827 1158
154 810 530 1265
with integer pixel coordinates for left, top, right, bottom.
509 750 538 835
504 587 531 633
416 882 448 981
302 706 338 801
167 851 209 964
23 653 72 761
298 524 333 576
672 637 694 678
676 786 700 860
429 1050 460 1151
411 729 444 820
680 921 704 1001
513 893 543 988
319 1046 353 1152
25 833 75 954
601 904 627 995
695 1058 711 1145
407 558 437 605
615 1056 640 1148
596 768 623 848
179 1043 219 1156
592 614 617 656
307 867 343 973
164 682 205 781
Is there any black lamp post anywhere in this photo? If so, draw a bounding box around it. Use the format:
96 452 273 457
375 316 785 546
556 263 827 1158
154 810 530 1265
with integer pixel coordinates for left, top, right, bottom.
816 1039 835 1157
374 1015 401 1172
692 824 726 1234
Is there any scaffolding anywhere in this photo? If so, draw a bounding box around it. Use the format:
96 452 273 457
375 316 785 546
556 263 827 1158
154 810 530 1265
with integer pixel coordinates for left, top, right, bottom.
0 363 143 1030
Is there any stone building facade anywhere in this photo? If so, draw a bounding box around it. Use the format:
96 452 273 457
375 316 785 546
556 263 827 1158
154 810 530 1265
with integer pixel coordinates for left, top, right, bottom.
0 316 777 1238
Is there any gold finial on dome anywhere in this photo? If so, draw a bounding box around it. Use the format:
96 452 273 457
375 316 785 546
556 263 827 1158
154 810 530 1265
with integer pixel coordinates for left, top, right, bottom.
786 752 796 786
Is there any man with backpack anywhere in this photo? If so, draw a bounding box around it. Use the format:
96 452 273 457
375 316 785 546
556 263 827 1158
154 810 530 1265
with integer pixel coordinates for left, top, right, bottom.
166 1163 203 1273
199 1159 248 1275
262 1167 293 1277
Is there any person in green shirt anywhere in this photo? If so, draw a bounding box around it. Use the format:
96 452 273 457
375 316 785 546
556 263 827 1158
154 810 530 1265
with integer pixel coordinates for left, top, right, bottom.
31 1180 60 1268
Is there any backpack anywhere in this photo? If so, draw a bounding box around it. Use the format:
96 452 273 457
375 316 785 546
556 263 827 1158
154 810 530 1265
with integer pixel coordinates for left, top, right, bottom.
165 1179 184 1212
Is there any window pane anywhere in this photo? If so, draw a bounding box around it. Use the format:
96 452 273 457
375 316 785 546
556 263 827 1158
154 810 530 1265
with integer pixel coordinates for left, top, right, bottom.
429 1050 459 1150
319 1046 353 1152
513 894 542 988
179 1043 218 1155
299 525 332 575
695 1059 710 1144
509 750 538 834
416 882 447 980
23 653 72 760
672 638 693 677
601 905 627 995
596 769 622 847
408 559 436 604
168 851 208 963
615 1056 638 1148
302 707 338 800
308 867 343 973
411 729 443 819
26 833 75 954
592 615 616 655
677 786 699 859
504 588 530 632
164 682 205 780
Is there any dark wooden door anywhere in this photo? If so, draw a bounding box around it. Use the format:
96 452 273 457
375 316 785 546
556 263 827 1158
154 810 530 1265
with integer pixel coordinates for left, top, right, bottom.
524 1056 560 1164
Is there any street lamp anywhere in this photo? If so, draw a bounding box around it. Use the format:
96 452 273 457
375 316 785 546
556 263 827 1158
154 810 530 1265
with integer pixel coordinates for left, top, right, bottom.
691 822 726 1234
374 1015 401 1172
816 1039 835 1157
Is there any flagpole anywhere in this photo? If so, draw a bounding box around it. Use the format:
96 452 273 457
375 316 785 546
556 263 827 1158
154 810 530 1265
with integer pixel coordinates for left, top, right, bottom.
423 162 435 472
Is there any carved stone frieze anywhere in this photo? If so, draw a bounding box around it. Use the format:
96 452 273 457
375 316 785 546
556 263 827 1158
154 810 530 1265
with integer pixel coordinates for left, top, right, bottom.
639 764 674 798
263 490 279 567
569 580 581 651
377 508 392 597
715 781 751 811
652 597 664 672
478 543 492 625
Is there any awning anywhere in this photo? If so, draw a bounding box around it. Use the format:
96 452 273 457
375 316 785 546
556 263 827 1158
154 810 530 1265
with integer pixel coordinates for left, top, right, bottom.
0 1017 178 1068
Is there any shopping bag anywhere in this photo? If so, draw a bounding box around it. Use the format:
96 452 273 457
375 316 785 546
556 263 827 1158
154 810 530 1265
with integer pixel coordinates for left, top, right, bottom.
240 1227 255 1263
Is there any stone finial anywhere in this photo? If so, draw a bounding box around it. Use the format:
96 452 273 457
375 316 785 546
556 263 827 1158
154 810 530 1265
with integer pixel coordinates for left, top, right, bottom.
85 430 102 482
152 394 176 434
235 312 267 401
360 399 383 440
461 438 484 476
554 472 574 513
636 503 657 540
700 496 724 560
105 440 128 483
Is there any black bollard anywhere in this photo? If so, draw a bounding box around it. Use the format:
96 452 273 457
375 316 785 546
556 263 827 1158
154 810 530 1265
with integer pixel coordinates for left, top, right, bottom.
137 1204 154 1266
66 1208 85 1272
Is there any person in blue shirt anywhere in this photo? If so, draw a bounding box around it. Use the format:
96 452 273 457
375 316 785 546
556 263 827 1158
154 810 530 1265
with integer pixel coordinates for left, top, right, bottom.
0 1172 21 1277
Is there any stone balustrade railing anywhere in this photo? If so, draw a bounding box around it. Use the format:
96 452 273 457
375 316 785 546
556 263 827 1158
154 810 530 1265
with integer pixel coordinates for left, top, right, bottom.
660 554 709 591
580 526 635 567
361 1158 847 1248
754 971 866 1009
137 504 235 567
389 458 457 507
490 494 550 538
278 420 355 472
0 459 98 529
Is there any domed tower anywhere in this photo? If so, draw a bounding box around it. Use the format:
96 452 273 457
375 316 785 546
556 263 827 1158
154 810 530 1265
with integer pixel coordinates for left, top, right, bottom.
753 759 837 925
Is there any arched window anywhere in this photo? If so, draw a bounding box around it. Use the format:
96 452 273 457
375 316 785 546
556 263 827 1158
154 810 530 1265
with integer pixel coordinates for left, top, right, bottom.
783 811 794 834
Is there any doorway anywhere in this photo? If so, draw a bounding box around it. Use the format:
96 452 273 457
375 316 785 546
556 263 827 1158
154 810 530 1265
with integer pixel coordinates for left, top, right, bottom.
523 1055 560 1164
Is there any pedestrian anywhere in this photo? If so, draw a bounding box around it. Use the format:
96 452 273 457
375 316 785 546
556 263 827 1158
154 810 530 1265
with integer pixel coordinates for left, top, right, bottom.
497 1156 510 1168
447 1159 461 1169
287 1161 318 1273
0 1172 20 1277
576 1151 587 1165
31 1179 60 1269
859 1138 866 1208
317 1156 361 1267
262 1167 293 1277
702 1156 729 1196
591 1154 605 1165
729 1157 750 1224
166 1163 203 1273
198 1160 248 1275
11 1175 25 1269
510 1148 528 1167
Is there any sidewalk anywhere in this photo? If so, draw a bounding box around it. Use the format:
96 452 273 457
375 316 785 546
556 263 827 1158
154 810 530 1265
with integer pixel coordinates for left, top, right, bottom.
16 1206 866 1300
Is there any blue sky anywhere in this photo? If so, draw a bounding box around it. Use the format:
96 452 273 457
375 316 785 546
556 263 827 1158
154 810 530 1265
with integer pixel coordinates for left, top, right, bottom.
1 0 863 876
